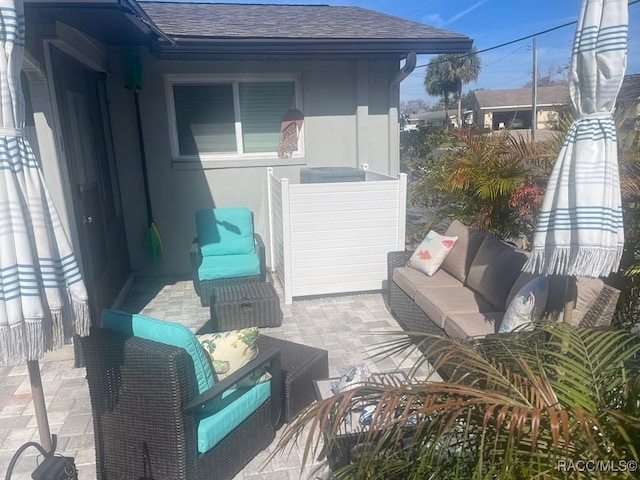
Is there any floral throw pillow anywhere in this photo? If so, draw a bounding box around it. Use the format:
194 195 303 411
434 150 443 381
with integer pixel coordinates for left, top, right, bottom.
196 327 270 387
407 230 458 276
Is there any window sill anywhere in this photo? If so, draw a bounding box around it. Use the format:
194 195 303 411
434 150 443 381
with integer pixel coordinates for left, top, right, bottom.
172 156 307 170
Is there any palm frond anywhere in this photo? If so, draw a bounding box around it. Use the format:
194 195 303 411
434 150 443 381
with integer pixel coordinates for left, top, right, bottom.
272 323 640 479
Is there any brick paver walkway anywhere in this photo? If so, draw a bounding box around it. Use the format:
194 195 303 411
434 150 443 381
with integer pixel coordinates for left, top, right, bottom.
1 278 439 479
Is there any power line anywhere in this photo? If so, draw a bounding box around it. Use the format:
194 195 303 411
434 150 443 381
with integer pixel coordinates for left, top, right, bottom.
482 44 528 68
415 0 640 69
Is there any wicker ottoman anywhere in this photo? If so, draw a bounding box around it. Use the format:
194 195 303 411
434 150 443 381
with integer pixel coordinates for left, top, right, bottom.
257 335 329 424
210 283 283 331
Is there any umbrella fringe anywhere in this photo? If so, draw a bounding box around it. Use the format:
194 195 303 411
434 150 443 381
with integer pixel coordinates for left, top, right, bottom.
0 323 26 365
0 292 89 365
524 245 624 278
0 319 43 365
69 292 90 338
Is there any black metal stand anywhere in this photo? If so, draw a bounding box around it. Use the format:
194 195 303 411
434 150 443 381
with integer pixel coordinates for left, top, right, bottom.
5 435 77 480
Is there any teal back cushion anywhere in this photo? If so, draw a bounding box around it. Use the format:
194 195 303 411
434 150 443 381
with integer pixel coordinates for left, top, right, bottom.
196 207 255 257
101 310 215 394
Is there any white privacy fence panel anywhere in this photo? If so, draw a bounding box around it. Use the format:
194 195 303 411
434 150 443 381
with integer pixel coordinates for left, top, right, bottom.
268 166 407 304
267 169 286 287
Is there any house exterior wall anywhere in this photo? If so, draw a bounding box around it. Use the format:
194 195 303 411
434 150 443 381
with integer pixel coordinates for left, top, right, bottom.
105 47 400 277
475 107 566 130
537 109 561 130
483 112 492 129
24 23 73 236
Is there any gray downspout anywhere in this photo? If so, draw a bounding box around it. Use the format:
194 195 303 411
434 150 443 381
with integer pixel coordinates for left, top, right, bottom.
388 52 416 176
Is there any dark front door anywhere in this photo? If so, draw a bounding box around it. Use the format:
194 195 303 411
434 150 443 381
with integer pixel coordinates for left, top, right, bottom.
50 45 130 323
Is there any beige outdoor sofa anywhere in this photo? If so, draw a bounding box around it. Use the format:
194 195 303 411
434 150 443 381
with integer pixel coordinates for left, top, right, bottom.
387 220 621 340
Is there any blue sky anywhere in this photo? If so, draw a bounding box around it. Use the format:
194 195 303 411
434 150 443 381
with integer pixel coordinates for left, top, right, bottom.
186 0 640 104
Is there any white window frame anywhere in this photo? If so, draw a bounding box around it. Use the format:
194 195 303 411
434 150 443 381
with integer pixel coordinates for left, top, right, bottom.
165 73 304 168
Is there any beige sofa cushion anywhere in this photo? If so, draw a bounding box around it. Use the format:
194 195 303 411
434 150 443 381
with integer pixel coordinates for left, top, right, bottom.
441 220 487 283
393 267 462 299
545 276 604 326
466 235 528 311
444 312 504 340
414 286 495 329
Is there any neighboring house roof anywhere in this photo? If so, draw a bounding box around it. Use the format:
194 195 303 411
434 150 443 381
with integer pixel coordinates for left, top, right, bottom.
139 2 473 55
473 85 569 110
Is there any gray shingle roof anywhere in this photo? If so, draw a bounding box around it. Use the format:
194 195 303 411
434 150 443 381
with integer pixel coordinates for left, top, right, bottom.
139 2 470 41
473 85 569 109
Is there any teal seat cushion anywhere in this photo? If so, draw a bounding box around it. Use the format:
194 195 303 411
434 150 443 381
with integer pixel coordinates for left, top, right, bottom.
197 252 260 281
101 310 215 394
196 207 255 257
197 381 270 453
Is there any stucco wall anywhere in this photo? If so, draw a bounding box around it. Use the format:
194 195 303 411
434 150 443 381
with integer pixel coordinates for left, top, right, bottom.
106 48 399 277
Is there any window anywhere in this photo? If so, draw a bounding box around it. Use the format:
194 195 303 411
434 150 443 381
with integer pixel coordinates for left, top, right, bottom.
166 74 303 166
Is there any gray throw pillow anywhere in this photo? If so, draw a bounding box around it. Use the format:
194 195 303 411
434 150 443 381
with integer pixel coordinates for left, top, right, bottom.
440 220 486 283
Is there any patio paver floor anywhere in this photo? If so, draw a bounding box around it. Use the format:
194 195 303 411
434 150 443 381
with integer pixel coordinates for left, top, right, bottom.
0 277 440 479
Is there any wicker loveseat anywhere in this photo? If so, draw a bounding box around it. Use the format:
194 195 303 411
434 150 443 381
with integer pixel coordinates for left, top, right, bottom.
81 311 281 480
388 220 621 340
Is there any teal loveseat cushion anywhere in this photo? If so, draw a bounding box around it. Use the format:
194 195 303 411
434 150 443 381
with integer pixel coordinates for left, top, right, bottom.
197 381 270 454
101 310 215 395
197 252 260 281
196 207 255 257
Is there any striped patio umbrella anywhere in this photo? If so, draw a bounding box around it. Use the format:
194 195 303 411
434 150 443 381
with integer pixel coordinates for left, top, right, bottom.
0 0 89 452
524 0 628 320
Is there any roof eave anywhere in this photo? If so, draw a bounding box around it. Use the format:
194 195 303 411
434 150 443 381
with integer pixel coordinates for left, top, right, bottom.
152 37 474 57
25 0 171 46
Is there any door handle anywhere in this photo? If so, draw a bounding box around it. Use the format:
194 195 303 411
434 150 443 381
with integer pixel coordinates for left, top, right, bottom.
82 216 93 224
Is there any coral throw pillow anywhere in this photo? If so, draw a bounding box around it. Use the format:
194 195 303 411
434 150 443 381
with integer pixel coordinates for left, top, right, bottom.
407 230 458 276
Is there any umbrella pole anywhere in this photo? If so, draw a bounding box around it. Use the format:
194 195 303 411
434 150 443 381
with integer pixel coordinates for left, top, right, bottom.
562 276 575 324
27 360 53 453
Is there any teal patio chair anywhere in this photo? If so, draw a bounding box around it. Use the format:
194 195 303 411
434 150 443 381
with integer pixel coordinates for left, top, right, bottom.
190 207 266 306
81 309 281 480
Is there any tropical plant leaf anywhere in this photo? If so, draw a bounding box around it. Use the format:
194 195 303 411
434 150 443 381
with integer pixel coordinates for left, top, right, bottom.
271 323 640 479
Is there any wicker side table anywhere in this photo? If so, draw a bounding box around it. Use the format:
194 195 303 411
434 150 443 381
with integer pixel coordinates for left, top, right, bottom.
257 335 329 424
210 283 283 331
313 372 409 470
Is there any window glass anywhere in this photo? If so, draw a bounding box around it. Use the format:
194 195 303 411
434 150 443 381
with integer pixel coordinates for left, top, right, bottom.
173 84 236 155
239 82 296 153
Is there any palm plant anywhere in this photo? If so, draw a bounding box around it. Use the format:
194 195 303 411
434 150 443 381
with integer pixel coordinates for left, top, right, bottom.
424 49 481 128
410 128 544 241
424 62 456 128
617 114 640 329
274 323 640 479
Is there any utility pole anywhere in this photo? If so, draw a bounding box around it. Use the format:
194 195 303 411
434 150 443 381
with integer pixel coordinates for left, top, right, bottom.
531 37 538 142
